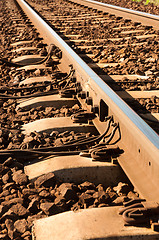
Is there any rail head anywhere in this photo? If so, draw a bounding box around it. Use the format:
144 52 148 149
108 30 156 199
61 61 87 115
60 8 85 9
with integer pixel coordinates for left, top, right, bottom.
16 0 159 200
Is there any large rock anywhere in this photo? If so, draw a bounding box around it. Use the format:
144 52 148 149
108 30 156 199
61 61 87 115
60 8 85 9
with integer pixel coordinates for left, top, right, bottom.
58 183 78 201
40 202 59 215
5 219 14 239
10 203 29 217
34 172 55 188
14 219 28 234
12 170 28 185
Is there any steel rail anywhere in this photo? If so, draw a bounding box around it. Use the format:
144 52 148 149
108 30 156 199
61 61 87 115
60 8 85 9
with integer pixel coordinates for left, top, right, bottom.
16 0 159 201
69 0 159 29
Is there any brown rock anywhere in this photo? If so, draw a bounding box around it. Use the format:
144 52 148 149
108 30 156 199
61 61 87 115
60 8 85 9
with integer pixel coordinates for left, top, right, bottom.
50 189 56 198
3 182 16 190
2 172 11 184
97 184 104 192
79 193 94 206
50 131 59 137
54 195 66 209
106 187 118 201
12 161 23 170
98 190 111 204
37 187 46 193
71 202 80 212
79 181 96 191
72 104 80 111
22 188 37 196
7 142 14 150
21 116 30 121
85 190 96 195
12 170 28 185
7 230 14 240
5 193 17 201
0 233 8 240
21 231 31 238
23 136 39 148
54 138 64 146
113 196 128 205
3 157 14 167
34 172 55 188
98 203 108 208
28 194 40 201
40 202 58 215
0 190 10 198
27 198 38 213
58 183 78 201
1 209 17 221
24 236 31 240
39 190 50 198
23 136 34 144
5 218 14 231
65 199 75 208
45 107 53 115
92 192 98 199
10 203 29 217
10 189 16 194
34 69 41 76
0 205 8 217
113 182 131 196
127 191 138 199
5 219 14 239
3 182 16 191
2 197 23 207
108 191 118 201
14 219 28 234
0 164 6 176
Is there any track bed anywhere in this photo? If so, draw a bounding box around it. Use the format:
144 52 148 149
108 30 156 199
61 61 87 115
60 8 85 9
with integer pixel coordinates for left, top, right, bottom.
0 0 159 239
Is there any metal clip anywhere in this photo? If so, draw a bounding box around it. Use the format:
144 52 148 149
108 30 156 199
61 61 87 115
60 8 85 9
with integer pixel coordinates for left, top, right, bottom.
71 112 96 123
119 199 159 228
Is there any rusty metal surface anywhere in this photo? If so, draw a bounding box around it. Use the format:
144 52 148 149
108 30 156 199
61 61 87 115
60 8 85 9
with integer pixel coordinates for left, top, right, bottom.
16 0 159 201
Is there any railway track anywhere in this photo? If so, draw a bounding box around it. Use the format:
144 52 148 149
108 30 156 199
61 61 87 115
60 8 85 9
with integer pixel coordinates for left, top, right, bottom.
0 0 159 239
96 0 159 16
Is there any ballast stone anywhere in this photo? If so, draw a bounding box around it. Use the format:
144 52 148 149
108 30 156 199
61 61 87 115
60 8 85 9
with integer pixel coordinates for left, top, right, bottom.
34 172 56 188
12 170 28 185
